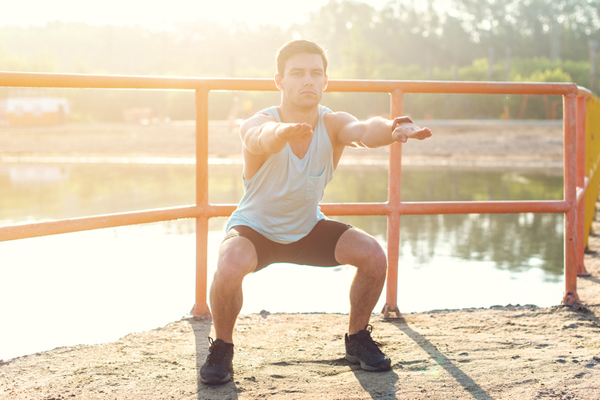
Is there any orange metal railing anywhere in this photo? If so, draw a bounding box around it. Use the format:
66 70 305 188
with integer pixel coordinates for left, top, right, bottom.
0 71 595 317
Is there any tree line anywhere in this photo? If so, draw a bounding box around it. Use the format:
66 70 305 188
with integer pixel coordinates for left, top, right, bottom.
1 0 599 121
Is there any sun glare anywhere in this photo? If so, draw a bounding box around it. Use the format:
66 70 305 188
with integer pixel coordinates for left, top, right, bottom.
0 0 394 30
0 0 396 30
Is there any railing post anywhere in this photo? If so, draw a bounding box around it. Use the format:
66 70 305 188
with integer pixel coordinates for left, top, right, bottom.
382 88 403 319
576 95 590 276
191 86 211 316
563 93 581 306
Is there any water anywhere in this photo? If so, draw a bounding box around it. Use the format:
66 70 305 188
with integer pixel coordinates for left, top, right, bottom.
0 161 565 360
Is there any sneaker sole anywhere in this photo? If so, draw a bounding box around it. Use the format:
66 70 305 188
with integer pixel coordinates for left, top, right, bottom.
346 353 392 372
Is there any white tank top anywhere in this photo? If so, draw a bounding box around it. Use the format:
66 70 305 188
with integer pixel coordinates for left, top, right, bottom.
225 105 335 244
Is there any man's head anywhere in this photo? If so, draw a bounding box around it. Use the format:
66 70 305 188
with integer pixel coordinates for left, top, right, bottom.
276 40 328 78
275 40 329 109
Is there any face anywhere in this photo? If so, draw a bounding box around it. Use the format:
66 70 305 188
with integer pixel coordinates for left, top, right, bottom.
275 53 328 109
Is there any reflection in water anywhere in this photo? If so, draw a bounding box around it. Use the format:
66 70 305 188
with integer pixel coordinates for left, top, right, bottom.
0 162 565 277
0 163 198 222
0 163 564 278
0 162 565 359
0 162 565 278
405 213 563 279
326 165 564 278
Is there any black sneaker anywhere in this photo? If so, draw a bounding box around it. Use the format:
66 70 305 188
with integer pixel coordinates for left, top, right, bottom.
200 337 234 384
345 324 392 371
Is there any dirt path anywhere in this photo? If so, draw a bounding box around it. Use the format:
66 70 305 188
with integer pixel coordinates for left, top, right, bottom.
1 256 599 399
3 121 600 399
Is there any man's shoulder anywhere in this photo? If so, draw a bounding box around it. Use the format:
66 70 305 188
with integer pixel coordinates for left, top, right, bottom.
256 106 279 117
239 112 277 136
324 110 358 131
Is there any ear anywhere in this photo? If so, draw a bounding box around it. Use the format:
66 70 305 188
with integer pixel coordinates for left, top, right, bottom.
323 74 329 91
274 74 284 91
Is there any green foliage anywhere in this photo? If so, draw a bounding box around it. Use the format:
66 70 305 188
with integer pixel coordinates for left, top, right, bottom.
0 45 57 72
1 0 599 120
457 58 505 81
514 68 572 83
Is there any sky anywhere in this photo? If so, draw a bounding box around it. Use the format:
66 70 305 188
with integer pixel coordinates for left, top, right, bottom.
0 0 393 30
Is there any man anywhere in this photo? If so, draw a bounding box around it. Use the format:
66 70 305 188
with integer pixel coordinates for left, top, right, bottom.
200 39 432 384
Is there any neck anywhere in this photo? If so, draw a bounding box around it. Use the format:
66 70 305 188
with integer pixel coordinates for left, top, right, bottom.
278 101 319 126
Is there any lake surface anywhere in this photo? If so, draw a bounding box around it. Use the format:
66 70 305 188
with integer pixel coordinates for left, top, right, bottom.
0 160 565 360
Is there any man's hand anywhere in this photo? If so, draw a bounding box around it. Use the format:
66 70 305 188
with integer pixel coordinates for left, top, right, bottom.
392 121 432 143
275 122 314 144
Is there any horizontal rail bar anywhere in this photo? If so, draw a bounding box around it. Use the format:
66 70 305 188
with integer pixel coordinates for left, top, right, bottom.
0 199 569 242
0 72 579 95
0 72 278 91
327 80 579 95
0 205 199 242
206 203 393 218
204 200 571 217
399 200 570 215
320 203 391 215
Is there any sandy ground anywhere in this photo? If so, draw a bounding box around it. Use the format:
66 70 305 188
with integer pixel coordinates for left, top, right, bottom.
3 121 600 399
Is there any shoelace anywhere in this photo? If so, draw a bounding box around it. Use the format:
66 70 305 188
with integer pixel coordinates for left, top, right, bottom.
206 337 230 366
360 325 384 354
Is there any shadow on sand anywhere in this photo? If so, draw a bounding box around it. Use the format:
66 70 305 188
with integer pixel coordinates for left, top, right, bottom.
580 274 600 285
188 316 239 400
388 317 495 400
349 361 400 399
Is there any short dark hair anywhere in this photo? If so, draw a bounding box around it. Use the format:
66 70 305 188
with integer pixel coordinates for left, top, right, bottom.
276 40 328 77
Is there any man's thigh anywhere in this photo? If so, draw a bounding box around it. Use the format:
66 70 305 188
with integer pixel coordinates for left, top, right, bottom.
334 227 386 267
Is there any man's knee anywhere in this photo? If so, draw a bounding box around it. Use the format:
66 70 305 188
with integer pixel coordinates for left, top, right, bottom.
214 236 257 284
336 229 387 272
360 240 387 277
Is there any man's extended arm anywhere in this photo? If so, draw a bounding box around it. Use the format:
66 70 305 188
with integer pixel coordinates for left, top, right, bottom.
240 114 313 155
334 112 432 149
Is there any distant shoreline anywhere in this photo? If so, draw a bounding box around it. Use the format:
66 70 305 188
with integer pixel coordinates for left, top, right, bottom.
0 120 565 169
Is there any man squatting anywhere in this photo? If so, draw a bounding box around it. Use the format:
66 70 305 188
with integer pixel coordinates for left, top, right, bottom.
200 39 432 384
